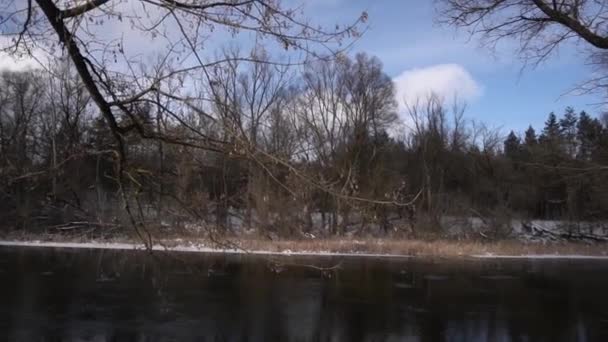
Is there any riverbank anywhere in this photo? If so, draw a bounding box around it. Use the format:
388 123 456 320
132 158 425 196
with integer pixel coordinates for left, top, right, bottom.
0 236 607 259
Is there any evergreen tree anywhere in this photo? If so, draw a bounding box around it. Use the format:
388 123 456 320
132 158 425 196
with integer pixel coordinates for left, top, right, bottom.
559 107 577 157
524 125 537 147
503 130 521 160
540 112 560 142
577 111 603 161
521 125 538 161
539 112 563 157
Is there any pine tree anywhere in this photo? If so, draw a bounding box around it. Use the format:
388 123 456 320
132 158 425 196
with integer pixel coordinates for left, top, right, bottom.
521 125 538 162
541 112 560 142
576 111 603 161
503 130 521 160
539 112 563 157
524 125 537 147
559 107 577 157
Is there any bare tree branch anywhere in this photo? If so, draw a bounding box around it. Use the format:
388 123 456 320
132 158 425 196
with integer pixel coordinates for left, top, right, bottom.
60 0 111 19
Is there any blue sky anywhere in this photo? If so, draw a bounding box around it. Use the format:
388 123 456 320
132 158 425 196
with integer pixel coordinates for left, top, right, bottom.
303 0 604 133
1 0 603 135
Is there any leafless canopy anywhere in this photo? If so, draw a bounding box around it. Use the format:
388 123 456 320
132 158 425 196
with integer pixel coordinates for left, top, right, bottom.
1 0 366 164
436 0 608 65
0 0 371 242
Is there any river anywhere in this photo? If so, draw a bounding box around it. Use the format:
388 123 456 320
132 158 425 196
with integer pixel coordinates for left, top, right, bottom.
0 246 607 341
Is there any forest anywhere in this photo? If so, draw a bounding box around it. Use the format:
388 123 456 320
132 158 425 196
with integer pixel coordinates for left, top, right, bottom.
1 55 607 240
1 0 608 242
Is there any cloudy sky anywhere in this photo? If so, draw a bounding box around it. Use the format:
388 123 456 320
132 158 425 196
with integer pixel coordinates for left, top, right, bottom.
303 0 603 132
0 0 603 133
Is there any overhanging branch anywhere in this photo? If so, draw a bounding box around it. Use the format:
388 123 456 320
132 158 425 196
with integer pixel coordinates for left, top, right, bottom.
60 0 110 19
35 0 126 162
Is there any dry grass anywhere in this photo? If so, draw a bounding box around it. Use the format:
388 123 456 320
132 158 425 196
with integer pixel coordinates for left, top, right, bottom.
2 230 607 257
222 238 608 257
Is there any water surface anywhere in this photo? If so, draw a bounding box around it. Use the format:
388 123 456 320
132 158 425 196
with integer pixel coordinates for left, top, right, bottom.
1 246 607 341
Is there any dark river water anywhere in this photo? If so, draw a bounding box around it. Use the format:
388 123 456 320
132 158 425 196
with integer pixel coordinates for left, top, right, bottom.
1 247 608 341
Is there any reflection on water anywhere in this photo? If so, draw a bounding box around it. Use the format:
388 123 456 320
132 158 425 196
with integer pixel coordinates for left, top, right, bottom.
1 247 608 341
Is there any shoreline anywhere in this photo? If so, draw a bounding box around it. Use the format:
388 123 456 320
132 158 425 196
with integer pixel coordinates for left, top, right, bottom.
1 239 607 260
0 240 412 259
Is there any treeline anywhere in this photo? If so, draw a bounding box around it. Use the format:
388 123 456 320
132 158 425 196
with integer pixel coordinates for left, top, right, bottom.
1 53 607 238
502 109 608 220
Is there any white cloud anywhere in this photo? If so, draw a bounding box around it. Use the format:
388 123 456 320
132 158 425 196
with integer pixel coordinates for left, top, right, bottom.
0 53 39 71
393 64 482 108
0 36 45 72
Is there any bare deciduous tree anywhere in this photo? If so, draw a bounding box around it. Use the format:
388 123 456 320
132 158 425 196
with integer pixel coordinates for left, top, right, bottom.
436 0 608 64
1 0 366 242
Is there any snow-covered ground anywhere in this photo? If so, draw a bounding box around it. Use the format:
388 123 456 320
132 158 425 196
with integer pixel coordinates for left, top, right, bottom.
177 211 608 241
0 240 412 259
1 240 607 259
472 253 608 260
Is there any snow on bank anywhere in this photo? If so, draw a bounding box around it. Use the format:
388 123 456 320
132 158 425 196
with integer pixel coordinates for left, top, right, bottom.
0 240 412 259
1 240 607 260
472 253 608 260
